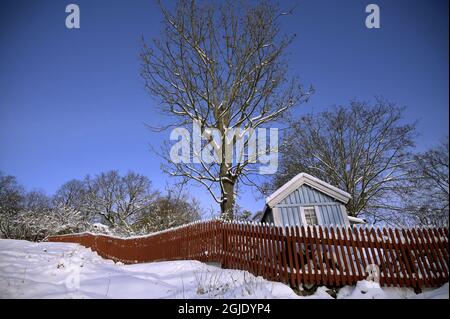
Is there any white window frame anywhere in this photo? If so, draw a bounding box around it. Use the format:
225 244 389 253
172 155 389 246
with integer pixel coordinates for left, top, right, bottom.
300 206 323 226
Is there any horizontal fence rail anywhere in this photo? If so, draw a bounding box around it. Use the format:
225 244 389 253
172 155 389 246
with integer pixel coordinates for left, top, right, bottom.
48 221 449 289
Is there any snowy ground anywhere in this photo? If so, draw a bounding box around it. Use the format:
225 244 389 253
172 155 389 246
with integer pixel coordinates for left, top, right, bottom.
0 239 448 299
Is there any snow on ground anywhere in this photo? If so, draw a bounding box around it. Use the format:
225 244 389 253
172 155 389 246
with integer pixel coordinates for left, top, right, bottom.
337 280 449 299
0 239 448 299
0 239 298 299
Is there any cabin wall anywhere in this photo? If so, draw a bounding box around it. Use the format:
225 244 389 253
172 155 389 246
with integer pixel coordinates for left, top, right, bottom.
273 184 349 227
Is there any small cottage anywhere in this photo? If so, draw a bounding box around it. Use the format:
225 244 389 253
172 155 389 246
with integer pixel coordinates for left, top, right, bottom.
261 173 365 227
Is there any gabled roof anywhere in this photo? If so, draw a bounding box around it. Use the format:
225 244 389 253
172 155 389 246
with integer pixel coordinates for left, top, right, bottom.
266 172 352 207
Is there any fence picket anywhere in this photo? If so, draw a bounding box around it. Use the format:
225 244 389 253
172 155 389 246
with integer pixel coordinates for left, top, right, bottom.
308 226 320 285
319 226 332 286
388 228 405 286
295 226 305 286
270 224 280 281
276 226 288 284
261 224 269 280
435 228 449 281
324 226 338 286
331 227 346 285
423 228 445 284
312 226 326 286
257 224 264 276
269 224 277 281
341 227 356 285
412 228 434 287
285 226 295 287
301 226 312 285
290 226 301 287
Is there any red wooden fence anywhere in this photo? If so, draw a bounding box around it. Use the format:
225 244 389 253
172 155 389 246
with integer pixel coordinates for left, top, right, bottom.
48 220 449 289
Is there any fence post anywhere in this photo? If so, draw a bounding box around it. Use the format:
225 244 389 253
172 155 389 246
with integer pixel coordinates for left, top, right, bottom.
221 221 228 269
285 226 295 288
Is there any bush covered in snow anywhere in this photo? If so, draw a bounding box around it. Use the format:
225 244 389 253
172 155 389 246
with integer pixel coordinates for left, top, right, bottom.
5 207 91 241
0 171 201 240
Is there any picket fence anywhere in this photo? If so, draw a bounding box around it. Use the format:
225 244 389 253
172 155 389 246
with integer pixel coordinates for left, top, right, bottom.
48 220 449 289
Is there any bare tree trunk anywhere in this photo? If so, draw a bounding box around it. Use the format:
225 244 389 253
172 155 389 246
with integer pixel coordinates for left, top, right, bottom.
220 167 235 219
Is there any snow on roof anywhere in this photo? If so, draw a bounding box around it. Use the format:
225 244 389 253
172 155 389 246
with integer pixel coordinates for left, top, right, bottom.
266 172 352 207
92 223 109 228
348 216 367 224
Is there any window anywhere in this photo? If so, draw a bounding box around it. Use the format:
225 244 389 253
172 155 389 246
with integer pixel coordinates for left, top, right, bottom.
303 206 318 225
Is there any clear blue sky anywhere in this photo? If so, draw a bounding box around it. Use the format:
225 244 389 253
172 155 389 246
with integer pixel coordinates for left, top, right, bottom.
0 0 448 215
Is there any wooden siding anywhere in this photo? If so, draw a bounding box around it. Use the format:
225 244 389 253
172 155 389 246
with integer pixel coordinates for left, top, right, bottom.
274 184 348 227
278 184 340 205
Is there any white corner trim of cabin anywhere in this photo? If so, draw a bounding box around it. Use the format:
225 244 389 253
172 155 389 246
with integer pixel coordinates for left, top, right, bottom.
272 207 282 226
340 204 351 227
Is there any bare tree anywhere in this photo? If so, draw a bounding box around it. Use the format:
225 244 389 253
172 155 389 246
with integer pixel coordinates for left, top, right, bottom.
23 190 52 213
84 170 158 234
135 186 201 233
141 0 311 218
11 206 90 241
53 179 88 211
269 99 416 223
0 172 25 238
399 138 449 227
0 174 91 240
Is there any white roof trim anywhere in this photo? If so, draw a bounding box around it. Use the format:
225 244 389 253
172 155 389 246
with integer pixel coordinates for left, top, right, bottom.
266 173 352 207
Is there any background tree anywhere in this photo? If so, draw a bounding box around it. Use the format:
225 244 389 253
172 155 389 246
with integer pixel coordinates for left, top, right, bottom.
236 209 252 221
84 170 158 234
0 170 204 240
398 138 449 227
141 0 311 218
12 206 89 241
0 172 25 238
22 190 52 213
0 173 90 240
135 186 201 233
53 179 88 212
269 99 416 223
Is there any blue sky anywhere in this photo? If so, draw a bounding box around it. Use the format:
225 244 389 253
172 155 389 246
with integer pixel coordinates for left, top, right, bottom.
0 0 448 215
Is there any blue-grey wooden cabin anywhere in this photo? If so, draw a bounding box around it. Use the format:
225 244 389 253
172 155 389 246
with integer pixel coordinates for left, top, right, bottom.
261 173 365 227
